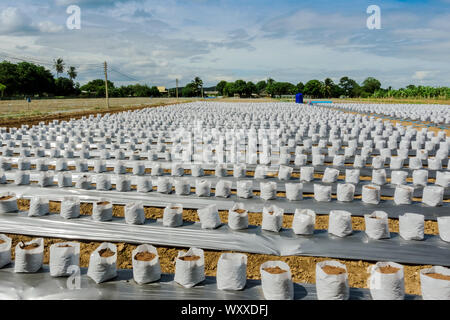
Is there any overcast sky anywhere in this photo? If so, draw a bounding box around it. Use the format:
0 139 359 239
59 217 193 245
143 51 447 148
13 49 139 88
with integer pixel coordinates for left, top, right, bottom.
0 0 449 88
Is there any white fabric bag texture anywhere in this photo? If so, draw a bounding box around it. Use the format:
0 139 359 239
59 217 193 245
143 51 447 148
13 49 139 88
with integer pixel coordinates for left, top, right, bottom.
435 171 449 188
93 160 107 173
75 174 90 189
362 185 380 204
198 204 221 229
115 175 131 192
174 179 191 195
228 202 248 230
336 183 355 202
312 154 325 166
372 156 385 169
315 260 349 300
151 163 163 176
364 211 390 240
215 164 227 177
237 180 253 198
171 163 184 177
87 242 117 284
14 171 30 185
92 200 113 221
261 205 284 232
285 183 303 201
60 197 80 219
409 157 423 170
28 196 49 217
132 244 161 284
292 209 315 235
353 155 366 168
174 247 205 288
372 169 387 185
136 176 152 193
294 154 307 166
0 192 18 213
390 171 408 185
389 157 404 170
333 155 345 167
368 262 405 300
260 181 277 200
314 184 331 202
214 180 231 198
49 242 80 277
254 165 267 179
95 174 111 191
345 169 360 184
163 203 183 227
132 162 145 176
437 216 450 242
394 185 414 205
14 238 44 273
195 179 211 197
125 202 145 225
38 172 54 187
328 210 352 237
260 261 294 300
422 186 444 207
0 234 12 268
278 165 293 181
156 177 172 194
399 213 424 240
217 253 247 291
300 166 314 182
412 170 428 186
191 164 204 177
420 266 450 300
233 164 246 178
322 168 339 183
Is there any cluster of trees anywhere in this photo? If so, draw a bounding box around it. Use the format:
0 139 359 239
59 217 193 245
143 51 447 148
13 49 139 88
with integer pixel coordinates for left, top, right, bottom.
79 79 162 98
0 60 79 97
215 77 384 98
0 60 163 98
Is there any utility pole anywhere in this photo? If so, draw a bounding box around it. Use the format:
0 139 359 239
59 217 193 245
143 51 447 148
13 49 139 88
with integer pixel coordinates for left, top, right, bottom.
104 61 110 109
176 78 179 99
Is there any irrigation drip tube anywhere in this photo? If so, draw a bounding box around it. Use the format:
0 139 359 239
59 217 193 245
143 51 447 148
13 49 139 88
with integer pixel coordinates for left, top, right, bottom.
0 211 449 266
0 265 420 300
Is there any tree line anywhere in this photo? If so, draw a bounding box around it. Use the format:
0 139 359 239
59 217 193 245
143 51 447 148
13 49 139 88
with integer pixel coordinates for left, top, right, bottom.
0 60 164 98
0 59 449 99
216 77 450 99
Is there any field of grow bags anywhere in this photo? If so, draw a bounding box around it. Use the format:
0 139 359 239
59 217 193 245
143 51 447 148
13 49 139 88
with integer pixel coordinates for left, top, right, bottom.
0 101 449 300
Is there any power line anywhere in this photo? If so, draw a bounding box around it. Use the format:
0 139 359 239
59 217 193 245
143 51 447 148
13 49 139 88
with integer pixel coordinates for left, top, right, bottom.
109 67 140 82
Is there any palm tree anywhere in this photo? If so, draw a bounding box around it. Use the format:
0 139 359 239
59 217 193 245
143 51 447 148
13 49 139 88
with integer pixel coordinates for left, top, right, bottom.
192 77 203 96
67 66 77 80
53 58 65 78
323 78 334 98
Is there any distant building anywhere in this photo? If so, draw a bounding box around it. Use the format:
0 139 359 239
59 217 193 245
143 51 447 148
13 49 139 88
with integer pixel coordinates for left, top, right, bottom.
157 86 168 96
205 90 219 97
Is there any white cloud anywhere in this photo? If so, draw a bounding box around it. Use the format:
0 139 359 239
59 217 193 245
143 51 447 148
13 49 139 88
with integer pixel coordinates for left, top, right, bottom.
412 71 434 80
0 7 32 33
37 21 64 33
